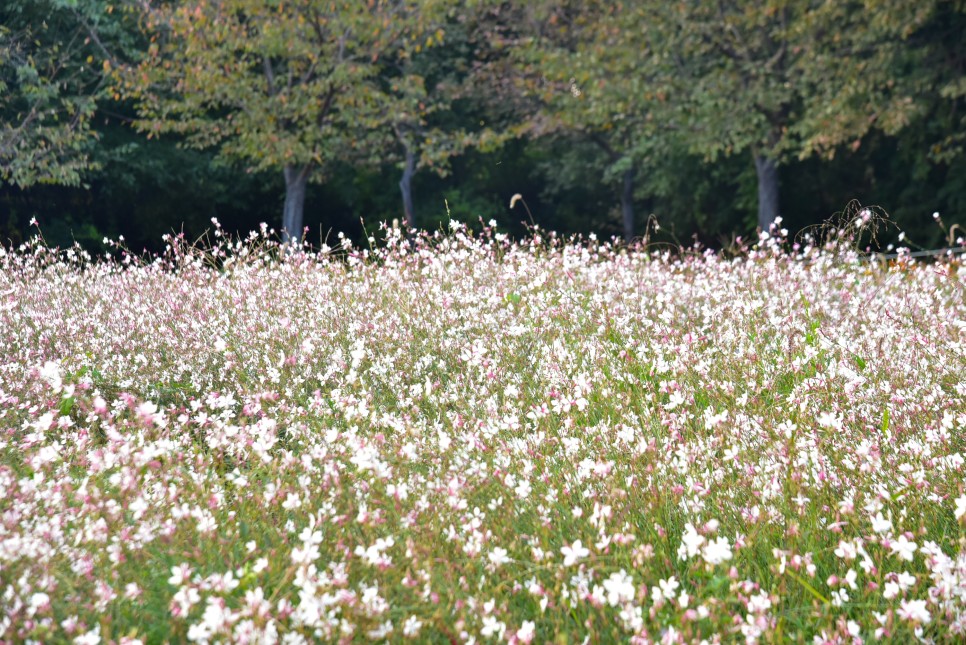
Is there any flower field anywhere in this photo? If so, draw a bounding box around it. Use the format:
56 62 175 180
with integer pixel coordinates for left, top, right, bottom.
2 221 965 643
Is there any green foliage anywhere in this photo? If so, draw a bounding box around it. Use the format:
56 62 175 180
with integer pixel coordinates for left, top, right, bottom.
505 1 963 235
377 17 507 177
0 1 108 186
124 1 449 176
2 0 965 250
1 0 143 186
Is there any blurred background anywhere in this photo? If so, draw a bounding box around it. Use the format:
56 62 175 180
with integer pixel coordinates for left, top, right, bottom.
2 1 964 252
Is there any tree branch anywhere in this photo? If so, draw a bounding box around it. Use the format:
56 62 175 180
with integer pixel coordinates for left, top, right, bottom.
73 11 118 68
263 57 276 95
588 131 620 161
316 86 338 126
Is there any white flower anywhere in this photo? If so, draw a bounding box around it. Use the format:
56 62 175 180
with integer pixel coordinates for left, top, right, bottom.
817 412 842 430
298 528 323 545
843 569 858 590
168 563 193 586
834 540 857 560
28 592 50 615
658 576 679 600
32 411 55 433
124 582 142 600
748 591 772 613
172 586 201 615
897 599 931 624
480 616 505 639
678 523 705 560
403 616 423 638
831 588 849 607
883 581 901 600
955 494 966 520
516 620 536 643
39 361 63 392
664 390 685 410
891 534 917 562
561 540 590 567
602 570 636 607
488 547 511 567
355 537 394 567
701 536 733 565
290 544 319 566
896 571 916 591
402 616 423 638
366 620 393 640
200 597 233 633
871 512 892 534
73 626 101 645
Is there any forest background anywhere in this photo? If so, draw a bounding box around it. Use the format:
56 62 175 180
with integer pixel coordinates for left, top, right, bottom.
2 0 964 252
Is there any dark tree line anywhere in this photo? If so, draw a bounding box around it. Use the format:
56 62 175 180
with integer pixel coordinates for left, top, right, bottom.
2 1 964 251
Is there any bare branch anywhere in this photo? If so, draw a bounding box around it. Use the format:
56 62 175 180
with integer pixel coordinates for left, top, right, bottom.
263 57 276 95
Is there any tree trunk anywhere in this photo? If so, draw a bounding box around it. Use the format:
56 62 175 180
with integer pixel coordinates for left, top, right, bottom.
399 146 416 231
753 153 780 232
621 166 635 244
282 164 310 245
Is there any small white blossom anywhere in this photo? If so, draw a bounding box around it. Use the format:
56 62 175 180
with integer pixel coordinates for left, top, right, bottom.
701 536 733 565
561 540 590 567
890 534 917 562
898 599 931 624
955 494 966 520
516 621 536 643
602 570 636 607
488 547 511 567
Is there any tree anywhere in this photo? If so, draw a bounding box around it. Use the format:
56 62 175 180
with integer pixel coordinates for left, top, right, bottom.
437 1 961 241
124 0 441 243
508 1 678 242
0 0 130 187
798 1 965 167
375 15 505 231
645 1 939 232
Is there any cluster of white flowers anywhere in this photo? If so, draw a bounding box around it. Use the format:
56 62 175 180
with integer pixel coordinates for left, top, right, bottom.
1 227 964 642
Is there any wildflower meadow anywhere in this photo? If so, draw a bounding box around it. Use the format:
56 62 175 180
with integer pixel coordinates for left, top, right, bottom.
2 217 965 644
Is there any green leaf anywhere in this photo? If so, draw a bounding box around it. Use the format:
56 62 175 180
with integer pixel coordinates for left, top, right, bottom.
59 396 75 417
785 569 830 606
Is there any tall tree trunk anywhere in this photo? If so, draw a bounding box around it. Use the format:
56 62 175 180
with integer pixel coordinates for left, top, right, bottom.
282 164 310 245
621 166 636 244
753 153 780 232
399 146 416 231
